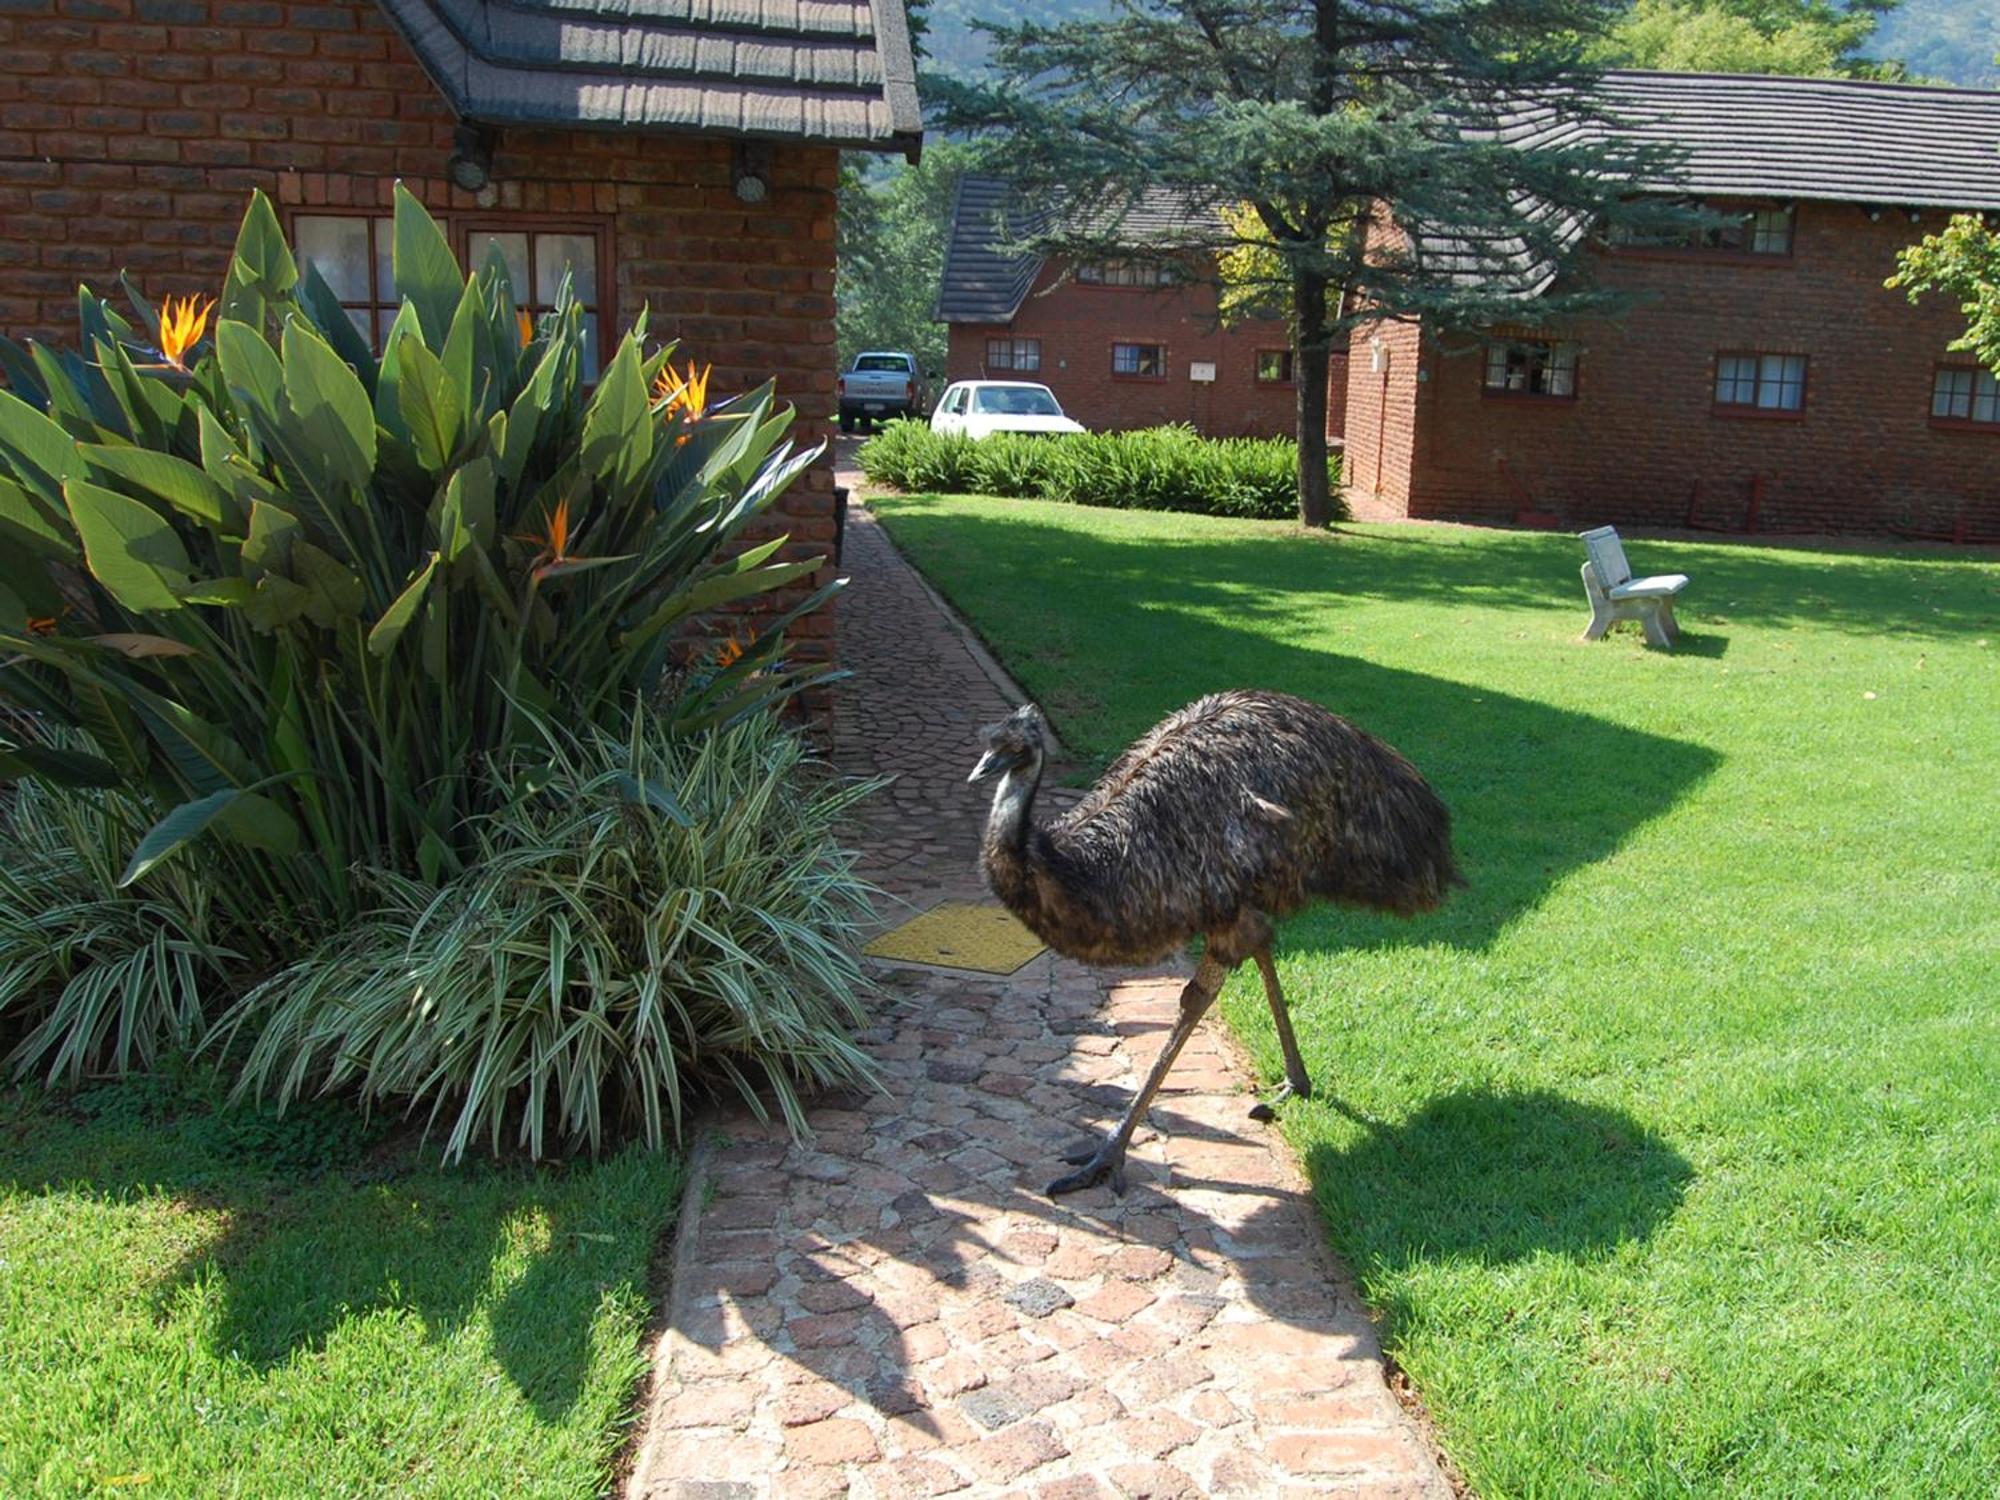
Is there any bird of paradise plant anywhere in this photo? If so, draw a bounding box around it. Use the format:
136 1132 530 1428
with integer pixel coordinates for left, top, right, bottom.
156 293 215 371
653 360 711 444
517 308 535 348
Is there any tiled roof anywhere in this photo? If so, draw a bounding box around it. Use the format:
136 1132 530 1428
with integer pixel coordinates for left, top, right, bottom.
376 0 922 157
1505 70 2000 212
936 175 1221 323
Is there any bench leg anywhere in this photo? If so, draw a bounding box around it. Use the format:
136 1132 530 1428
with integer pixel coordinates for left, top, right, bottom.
1658 597 1680 640
1641 603 1674 650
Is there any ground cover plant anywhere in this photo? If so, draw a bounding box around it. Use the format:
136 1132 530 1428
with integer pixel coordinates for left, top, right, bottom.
0 189 875 1155
857 418 1339 520
0 1071 682 1497
870 491 2000 1497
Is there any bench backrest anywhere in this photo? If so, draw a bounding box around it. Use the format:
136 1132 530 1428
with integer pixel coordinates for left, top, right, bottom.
1579 526 1633 588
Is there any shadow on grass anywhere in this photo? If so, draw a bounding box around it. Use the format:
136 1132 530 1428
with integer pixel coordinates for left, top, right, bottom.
0 1075 669 1424
1304 1088 1692 1271
881 491 2000 642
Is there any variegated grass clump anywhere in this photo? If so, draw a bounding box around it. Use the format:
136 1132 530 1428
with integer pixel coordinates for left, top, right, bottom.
221 710 881 1162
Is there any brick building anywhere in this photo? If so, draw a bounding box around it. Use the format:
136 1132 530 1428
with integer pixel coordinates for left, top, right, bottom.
936 175 1343 441
0 0 922 659
1343 72 2000 542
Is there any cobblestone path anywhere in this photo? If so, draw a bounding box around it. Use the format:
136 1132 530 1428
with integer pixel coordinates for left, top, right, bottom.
623 496 1452 1499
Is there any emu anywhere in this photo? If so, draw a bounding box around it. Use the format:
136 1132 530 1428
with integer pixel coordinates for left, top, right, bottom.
968 690 1460 1196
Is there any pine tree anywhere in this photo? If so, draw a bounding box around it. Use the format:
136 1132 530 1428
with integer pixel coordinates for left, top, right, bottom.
936 0 1688 526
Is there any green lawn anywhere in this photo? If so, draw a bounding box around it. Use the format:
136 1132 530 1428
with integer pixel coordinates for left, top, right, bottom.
870 493 2000 1498
0 1072 683 1498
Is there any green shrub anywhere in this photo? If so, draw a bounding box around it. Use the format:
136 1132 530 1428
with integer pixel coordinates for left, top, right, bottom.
0 188 839 1083
220 710 880 1161
858 419 1341 521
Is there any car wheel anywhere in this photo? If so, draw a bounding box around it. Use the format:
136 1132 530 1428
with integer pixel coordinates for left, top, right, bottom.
839 413 854 433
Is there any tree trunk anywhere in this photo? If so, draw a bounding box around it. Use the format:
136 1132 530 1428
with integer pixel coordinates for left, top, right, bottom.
1293 267 1334 529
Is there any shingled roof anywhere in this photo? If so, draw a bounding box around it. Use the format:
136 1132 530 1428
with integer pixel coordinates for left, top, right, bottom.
377 0 922 159
1507 70 2000 213
936 175 1222 323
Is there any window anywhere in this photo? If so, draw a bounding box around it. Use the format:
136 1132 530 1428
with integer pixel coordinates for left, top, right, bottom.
290 212 608 376
294 214 399 348
1111 342 1166 378
971 385 1062 416
1932 365 2000 427
1610 202 1793 258
1715 352 1807 414
1256 349 1295 384
1078 260 1175 288
1482 339 1578 399
463 224 605 379
986 337 1041 372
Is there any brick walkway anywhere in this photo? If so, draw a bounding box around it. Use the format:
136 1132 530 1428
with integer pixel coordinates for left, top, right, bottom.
623 492 1452 1499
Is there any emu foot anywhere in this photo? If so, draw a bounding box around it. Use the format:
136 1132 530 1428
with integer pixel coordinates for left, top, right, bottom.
1046 1139 1127 1197
1248 1077 1311 1123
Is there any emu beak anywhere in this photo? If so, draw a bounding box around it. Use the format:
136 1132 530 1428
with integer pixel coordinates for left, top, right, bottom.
967 749 1004 784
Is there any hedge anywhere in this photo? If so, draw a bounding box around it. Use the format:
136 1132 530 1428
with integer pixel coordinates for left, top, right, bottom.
856 420 1345 522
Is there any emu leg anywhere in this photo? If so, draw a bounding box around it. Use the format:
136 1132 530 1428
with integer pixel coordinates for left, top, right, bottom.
1247 945 1312 1121
1047 956 1227 1197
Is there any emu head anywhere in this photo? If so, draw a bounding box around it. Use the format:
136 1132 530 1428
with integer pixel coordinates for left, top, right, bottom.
968 703 1046 784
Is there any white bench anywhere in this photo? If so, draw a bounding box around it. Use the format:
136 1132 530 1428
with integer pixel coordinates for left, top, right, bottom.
1578 527 1688 648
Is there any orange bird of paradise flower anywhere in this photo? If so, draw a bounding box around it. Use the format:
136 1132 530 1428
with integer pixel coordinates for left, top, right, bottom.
518 495 578 580
714 631 751 669
653 361 712 444
158 294 215 372
516 309 535 348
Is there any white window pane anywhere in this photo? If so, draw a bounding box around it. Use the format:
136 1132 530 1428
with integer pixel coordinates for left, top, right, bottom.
535 233 598 306
296 215 370 303
1975 373 2000 424
1932 371 1966 419
345 306 371 345
579 320 598 381
474 232 531 304
377 308 399 348
372 217 396 301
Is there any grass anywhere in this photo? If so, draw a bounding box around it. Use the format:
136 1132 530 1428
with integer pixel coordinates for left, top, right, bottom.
0 1070 684 1498
869 492 2000 1498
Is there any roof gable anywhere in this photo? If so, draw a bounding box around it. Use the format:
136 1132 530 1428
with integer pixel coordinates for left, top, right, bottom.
377 0 921 157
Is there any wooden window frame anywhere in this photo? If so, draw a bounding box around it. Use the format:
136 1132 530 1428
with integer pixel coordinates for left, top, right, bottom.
1609 200 1797 267
1480 338 1580 403
1076 259 1179 291
1110 340 1168 381
1255 348 1295 386
1928 363 2000 432
985 336 1042 373
1712 349 1809 421
285 207 616 365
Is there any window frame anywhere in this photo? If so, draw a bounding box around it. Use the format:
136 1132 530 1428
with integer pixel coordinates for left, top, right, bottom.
1255 348 1296 386
1712 349 1810 421
1928 363 2000 432
984 336 1042 373
1076 259 1178 290
285 207 617 368
1479 337 1580 403
1110 340 1169 381
1608 199 1797 266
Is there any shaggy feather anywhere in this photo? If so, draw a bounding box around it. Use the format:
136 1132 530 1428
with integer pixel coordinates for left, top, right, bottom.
977 691 1460 968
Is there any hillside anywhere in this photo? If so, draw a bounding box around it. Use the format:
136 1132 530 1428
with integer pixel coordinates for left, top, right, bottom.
917 0 1998 86
1870 0 2000 86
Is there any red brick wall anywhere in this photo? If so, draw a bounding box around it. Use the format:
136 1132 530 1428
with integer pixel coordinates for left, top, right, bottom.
945 257 1328 440
0 0 841 660
1343 201 1999 541
1338 317 1423 512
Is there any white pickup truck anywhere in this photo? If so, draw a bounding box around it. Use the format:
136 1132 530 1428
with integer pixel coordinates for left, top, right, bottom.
838 351 926 431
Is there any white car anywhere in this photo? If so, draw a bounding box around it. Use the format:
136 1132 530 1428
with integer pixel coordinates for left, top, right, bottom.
930 381 1087 440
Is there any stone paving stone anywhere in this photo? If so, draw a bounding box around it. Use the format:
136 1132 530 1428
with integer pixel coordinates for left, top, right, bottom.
621 495 1450 1499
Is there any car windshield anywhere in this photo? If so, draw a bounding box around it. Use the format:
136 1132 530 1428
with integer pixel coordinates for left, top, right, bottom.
854 355 909 372
972 386 1062 416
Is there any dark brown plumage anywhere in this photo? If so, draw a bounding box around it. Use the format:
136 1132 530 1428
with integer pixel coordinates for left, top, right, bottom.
968 689 1459 1195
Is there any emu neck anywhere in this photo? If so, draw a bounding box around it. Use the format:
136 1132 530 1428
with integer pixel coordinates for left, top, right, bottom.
983 753 1043 875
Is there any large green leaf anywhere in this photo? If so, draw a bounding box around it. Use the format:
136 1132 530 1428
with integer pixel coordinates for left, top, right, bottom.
241 499 301 579
397 337 464 474
291 539 366 626
0 472 78 561
81 443 238 530
283 315 377 494
118 784 300 887
220 189 299 327
392 184 465 351
368 553 438 657
581 337 652 501
0 384 78 508
295 261 379 396
64 478 194 613
215 318 286 425
0 738 124 788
